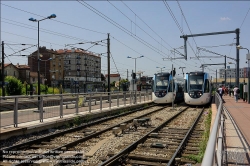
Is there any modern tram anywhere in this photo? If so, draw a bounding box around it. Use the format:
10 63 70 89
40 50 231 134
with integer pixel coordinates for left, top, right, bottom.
184 72 212 105
152 72 184 104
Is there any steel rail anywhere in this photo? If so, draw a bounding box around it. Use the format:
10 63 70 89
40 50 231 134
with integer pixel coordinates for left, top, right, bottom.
167 107 205 165
6 105 164 165
99 107 189 166
1 104 154 151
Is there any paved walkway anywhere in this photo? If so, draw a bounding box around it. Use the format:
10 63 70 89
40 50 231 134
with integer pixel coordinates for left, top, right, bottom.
222 95 250 165
223 95 250 146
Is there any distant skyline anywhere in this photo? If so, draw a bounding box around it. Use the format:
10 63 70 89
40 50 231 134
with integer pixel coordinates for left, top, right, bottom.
1 1 250 80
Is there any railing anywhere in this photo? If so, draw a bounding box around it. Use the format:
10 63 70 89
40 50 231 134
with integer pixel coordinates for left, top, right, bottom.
0 91 152 128
202 92 224 166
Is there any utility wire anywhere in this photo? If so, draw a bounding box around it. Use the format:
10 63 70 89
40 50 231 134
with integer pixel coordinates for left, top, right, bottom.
120 1 174 50
240 7 250 28
110 53 119 74
1 3 106 35
77 0 170 58
108 0 173 54
2 18 91 42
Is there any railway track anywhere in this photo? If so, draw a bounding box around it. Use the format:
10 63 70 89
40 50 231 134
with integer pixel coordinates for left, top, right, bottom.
1 105 210 166
100 107 207 166
1 104 181 165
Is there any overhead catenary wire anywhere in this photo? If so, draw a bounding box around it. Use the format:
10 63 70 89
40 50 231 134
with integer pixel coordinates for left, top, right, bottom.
2 1 216 76
1 3 106 35
240 7 250 29
2 1 194 72
162 1 205 71
77 0 171 58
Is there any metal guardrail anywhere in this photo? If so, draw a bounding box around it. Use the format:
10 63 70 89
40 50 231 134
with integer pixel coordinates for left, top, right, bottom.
0 91 152 128
202 92 224 166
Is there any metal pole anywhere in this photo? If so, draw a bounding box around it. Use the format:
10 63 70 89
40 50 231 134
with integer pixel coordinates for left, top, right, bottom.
132 69 134 94
247 50 250 104
184 37 187 60
172 64 174 109
107 33 110 100
230 75 231 88
127 69 128 80
37 21 41 106
135 58 137 104
1 41 5 98
45 60 46 85
216 69 217 87
236 28 240 88
224 56 226 86
14 97 18 127
247 62 250 103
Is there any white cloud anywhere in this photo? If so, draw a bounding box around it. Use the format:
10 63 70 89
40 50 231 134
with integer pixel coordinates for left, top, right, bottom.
220 17 231 21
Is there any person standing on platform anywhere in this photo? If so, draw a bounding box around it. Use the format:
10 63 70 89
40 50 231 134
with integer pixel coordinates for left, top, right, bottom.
233 85 240 103
217 85 224 99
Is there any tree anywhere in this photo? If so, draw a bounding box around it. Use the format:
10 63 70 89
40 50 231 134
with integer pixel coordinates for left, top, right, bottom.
5 76 23 95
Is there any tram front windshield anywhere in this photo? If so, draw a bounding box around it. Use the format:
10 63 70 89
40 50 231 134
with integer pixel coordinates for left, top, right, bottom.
155 76 169 91
189 75 203 91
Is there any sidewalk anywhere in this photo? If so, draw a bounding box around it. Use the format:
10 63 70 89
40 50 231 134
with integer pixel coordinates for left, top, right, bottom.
223 95 250 147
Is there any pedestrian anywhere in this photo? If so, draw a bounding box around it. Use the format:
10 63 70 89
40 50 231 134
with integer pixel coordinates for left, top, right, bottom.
233 86 240 103
217 85 224 99
225 87 228 96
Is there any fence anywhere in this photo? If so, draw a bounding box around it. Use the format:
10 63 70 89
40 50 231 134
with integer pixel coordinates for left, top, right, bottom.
202 92 224 166
0 91 152 128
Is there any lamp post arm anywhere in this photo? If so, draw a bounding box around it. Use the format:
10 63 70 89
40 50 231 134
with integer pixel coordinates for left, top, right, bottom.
246 48 249 54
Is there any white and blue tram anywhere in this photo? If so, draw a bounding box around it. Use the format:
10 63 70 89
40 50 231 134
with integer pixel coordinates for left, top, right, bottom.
152 72 184 104
184 72 212 105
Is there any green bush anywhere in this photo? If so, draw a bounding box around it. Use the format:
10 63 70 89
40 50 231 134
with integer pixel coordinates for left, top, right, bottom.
73 116 83 126
47 87 60 94
5 76 23 95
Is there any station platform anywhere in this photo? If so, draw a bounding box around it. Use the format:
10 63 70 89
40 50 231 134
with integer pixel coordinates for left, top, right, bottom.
223 95 250 146
0 101 152 141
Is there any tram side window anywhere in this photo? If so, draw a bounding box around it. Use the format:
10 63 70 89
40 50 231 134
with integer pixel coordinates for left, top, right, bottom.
204 79 209 93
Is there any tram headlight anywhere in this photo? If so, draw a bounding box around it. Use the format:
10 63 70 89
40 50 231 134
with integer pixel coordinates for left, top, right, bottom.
189 92 194 97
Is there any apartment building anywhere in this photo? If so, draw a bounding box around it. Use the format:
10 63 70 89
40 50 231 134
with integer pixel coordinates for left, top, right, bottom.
55 48 102 92
219 67 248 78
28 46 54 85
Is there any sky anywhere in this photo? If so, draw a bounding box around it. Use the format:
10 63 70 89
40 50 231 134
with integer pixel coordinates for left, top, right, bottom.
1 1 250 80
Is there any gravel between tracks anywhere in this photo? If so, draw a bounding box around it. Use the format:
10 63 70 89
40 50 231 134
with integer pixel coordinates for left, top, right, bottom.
77 107 183 165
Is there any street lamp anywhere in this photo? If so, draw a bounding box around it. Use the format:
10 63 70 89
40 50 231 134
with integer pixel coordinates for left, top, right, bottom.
156 67 165 73
127 55 144 104
29 14 56 111
236 45 250 104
